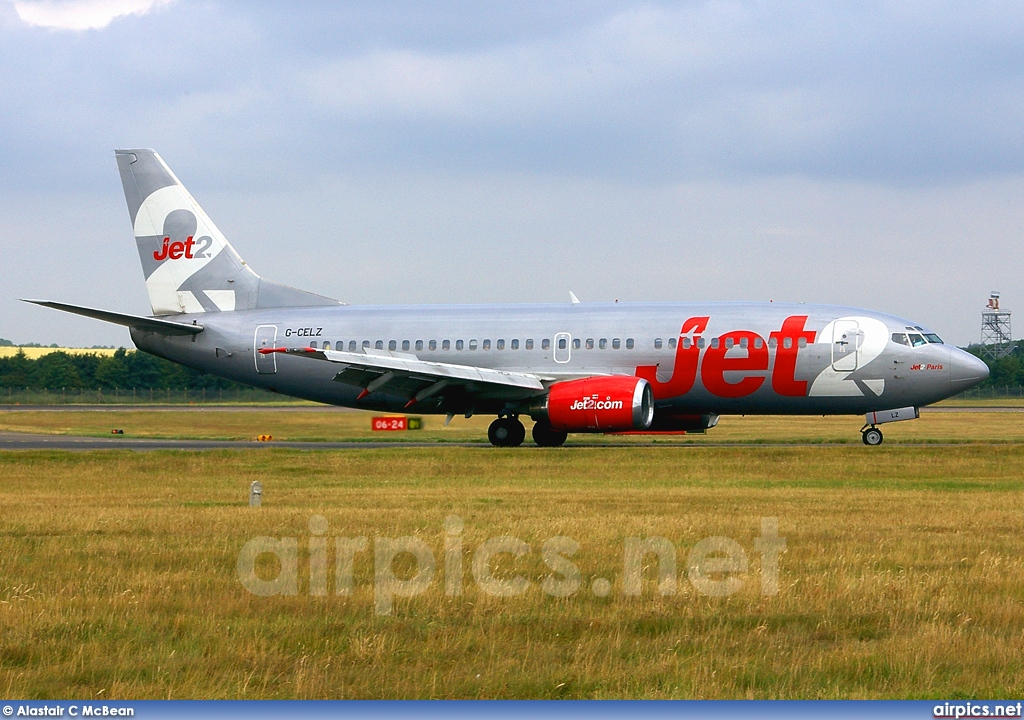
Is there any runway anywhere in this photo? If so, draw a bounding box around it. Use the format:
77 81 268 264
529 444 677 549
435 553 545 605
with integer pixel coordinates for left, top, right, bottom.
0 405 1017 451
0 430 993 451
0 403 1018 412
0 431 476 451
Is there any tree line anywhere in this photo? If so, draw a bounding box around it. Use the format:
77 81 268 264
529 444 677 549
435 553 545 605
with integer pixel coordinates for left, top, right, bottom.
0 348 245 391
965 343 1023 389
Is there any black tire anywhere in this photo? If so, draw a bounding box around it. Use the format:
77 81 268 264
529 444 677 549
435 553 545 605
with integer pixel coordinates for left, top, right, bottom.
488 418 525 447
532 418 568 447
508 417 526 446
862 427 883 446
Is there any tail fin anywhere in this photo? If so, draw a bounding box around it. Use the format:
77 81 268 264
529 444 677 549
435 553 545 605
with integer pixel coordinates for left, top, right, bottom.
115 149 339 316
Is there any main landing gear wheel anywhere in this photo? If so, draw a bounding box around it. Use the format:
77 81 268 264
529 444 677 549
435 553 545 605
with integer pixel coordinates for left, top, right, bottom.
532 418 568 448
862 427 884 446
488 417 526 447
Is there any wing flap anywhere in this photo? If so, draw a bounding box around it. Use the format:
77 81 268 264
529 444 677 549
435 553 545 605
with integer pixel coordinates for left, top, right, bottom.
260 347 547 403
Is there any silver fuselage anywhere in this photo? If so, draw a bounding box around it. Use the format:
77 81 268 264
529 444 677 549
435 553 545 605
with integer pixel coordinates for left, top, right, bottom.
131 301 987 417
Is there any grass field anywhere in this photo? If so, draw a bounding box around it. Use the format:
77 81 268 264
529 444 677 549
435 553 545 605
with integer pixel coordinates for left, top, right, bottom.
1 409 1023 699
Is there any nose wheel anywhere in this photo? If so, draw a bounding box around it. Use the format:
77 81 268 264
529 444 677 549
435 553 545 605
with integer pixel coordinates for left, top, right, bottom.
488 416 526 447
861 426 883 446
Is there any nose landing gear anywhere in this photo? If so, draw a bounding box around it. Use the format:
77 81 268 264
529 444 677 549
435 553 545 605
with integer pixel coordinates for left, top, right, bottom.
488 416 526 447
861 406 919 445
861 426 883 446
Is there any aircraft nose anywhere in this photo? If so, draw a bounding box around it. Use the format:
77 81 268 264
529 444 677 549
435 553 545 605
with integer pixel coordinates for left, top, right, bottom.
949 348 990 392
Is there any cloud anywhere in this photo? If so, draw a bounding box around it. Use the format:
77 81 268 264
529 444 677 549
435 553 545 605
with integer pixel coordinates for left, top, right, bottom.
13 0 173 30
289 3 1024 184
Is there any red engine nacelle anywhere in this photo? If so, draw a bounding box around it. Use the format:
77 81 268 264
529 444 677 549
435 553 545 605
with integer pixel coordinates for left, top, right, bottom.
539 376 654 432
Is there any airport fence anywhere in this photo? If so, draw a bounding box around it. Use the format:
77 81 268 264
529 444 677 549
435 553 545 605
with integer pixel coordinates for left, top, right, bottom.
0 387 301 405
950 386 1024 401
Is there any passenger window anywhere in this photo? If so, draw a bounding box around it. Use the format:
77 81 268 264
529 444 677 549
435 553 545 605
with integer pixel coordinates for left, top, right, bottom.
753 338 763 349
612 338 621 349
428 340 436 350
783 337 792 349
798 337 807 348
456 340 464 350
469 340 477 350
323 342 331 351
908 333 927 347
483 339 491 350
739 338 748 349
558 338 567 350
769 337 778 349
497 339 505 350
573 338 581 350
668 338 677 349
415 340 423 351
599 338 607 349
586 338 594 349
512 339 519 350
698 338 706 349
388 340 397 351
542 339 551 350
442 340 450 350
626 338 634 349
526 339 534 350
682 338 690 349
710 338 719 349
310 341 317 349
402 340 410 351
725 338 734 349
654 338 663 349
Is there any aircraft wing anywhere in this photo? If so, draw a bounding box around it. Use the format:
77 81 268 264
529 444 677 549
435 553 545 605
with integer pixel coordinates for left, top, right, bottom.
261 346 550 407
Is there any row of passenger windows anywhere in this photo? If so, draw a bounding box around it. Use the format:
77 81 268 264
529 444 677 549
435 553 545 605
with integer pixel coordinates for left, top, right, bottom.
298 329 943 353
306 338 635 352
303 336 809 352
655 336 806 350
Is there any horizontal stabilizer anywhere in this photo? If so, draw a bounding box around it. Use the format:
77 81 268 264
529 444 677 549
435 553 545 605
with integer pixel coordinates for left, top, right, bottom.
22 300 204 336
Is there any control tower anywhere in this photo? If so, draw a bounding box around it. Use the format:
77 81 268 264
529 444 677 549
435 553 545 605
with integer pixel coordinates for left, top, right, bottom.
980 291 1013 360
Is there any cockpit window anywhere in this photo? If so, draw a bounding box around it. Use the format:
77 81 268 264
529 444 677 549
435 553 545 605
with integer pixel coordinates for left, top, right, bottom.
923 333 943 344
908 333 927 347
891 333 910 346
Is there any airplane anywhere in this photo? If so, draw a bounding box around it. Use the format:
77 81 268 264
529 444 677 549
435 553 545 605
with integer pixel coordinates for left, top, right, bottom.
25 149 990 447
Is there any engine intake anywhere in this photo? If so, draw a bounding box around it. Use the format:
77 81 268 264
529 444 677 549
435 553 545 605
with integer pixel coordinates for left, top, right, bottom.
534 376 654 432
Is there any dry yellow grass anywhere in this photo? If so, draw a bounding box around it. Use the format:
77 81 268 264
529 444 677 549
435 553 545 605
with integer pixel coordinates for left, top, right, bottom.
0 347 118 359
1 434 1023 698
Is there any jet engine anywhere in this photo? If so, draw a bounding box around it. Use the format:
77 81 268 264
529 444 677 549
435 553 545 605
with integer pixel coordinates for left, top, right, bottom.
532 376 654 432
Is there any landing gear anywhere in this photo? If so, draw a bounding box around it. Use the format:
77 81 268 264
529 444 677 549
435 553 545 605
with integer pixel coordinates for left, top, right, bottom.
488 416 526 447
861 427 883 446
532 418 568 448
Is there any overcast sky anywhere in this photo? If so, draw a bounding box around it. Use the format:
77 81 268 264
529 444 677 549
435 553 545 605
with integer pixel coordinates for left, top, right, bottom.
2 1 1023 347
